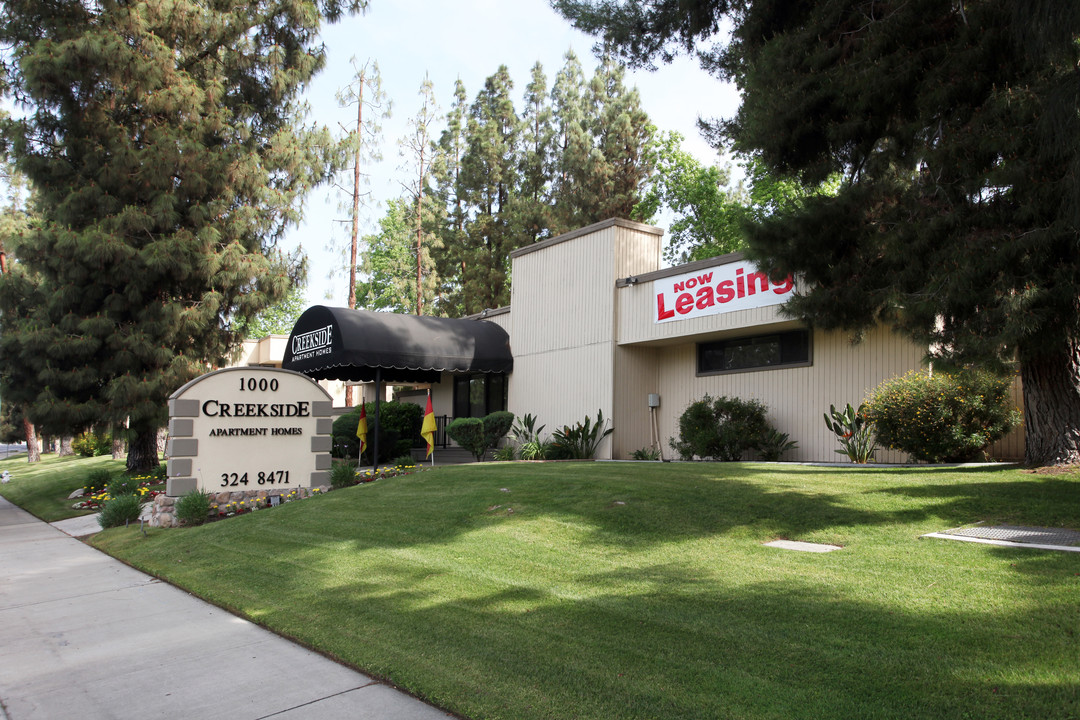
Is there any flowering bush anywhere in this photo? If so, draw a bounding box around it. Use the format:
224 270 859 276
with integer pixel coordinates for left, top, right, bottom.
75 474 162 511
863 370 1021 462
73 431 112 457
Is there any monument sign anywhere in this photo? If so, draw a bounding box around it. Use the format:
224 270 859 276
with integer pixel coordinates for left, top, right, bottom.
166 367 334 497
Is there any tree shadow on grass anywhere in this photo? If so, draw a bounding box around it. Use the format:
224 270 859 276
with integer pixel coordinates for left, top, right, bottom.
289 462 948 554
872 477 1080 529
250 558 1079 720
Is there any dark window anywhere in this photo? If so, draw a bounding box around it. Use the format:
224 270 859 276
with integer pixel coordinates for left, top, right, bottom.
698 330 811 375
453 373 508 418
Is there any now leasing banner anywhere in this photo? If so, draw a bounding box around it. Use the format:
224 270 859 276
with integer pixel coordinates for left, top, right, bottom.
654 260 795 324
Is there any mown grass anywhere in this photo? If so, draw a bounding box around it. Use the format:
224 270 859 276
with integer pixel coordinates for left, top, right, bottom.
92 462 1079 720
0 453 126 521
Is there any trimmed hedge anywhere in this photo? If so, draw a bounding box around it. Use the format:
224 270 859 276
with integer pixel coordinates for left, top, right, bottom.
332 401 423 464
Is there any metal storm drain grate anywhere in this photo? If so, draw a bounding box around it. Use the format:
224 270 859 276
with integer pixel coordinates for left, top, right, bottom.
923 524 1080 552
944 525 1080 546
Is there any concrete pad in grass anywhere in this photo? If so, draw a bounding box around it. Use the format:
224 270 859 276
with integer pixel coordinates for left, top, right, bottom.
763 539 843 553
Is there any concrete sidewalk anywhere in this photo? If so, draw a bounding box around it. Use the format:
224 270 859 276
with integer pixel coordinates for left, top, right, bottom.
0 496 455 720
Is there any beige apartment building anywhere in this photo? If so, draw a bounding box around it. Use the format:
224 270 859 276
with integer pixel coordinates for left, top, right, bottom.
280 217 1024 463
425 217 1024 462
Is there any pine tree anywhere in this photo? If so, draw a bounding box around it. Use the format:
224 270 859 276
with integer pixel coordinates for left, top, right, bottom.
556 0 1080 466
431 79 470 317
550 51 594 234
334 58 390 314
515 62 556 243
0 0 363 470
455 66 520 314
397 74 441 315
589 55 655 220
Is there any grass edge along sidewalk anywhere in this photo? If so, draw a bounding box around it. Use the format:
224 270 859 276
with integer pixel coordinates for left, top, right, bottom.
90 462 1080 720
0 453 127 523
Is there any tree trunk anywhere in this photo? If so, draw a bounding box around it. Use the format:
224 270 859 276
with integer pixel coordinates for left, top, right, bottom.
58 435 74 457
111 425 126 460
23 418 40 464
1020 341 1080 466
126 426 161 473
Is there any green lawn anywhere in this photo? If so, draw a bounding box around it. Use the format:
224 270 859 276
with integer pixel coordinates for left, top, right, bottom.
0 453 127 521
90 462 1079 720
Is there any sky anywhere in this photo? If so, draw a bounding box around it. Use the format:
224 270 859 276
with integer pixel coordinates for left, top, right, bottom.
289 0 741 308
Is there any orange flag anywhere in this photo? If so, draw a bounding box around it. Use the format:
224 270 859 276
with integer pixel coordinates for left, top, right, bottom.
356 404 368 456
421 393 436 459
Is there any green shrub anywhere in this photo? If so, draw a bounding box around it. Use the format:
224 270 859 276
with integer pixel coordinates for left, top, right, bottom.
756 429 799 461
391 454 416 468
483 411 515 451
98 494 143 529
669 395 770 461
175 489 213 526
329 461 358 489
332 401 423 463
106 476 139 497
863 370 1021 462
510 414 548 460
632 446 661 461
73 431 111 457
446 412 515 461
493 445 517 461
550 409 614 459
447 417 486 460
823 403 877 463
83 468 113 495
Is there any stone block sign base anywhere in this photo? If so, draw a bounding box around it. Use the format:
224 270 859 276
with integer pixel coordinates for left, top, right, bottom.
151 487 322 528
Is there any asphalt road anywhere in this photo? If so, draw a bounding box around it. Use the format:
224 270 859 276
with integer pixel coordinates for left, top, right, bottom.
0 443 26 460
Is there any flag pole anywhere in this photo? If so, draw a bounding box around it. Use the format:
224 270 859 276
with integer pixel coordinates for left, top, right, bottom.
373 368 381 475
421 389 437 467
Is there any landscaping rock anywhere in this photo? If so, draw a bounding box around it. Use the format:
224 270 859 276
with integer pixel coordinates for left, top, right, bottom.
68 488 85 499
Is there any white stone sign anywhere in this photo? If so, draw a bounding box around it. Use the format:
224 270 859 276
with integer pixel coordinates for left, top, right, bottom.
166 367 334 497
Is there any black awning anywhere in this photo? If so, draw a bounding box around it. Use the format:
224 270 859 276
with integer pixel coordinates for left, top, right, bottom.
281 305 513 383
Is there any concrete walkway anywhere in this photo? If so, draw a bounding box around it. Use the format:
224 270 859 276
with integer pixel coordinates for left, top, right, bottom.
0 496 455 720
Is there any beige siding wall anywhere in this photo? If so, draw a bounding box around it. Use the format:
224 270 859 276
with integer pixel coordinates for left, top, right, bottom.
506 220 664 459
612 346 660 458
511 227 617 355
508 343 615 458
648 326 927 463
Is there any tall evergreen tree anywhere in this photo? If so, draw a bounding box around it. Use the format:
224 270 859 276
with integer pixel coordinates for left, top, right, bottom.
455 66 520 314
515 62 556 243
550 51 595 234
556 0 1080 465
0 0 363 470
431 79 470 317
397 74 441 315
588 55 655 220
334 58 389 314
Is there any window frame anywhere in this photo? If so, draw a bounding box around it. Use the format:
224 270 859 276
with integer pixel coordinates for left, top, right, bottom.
452 372 509 418
696 329 813 376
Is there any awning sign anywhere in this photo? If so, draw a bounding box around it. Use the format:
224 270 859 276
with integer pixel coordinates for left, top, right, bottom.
653 260 794 324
